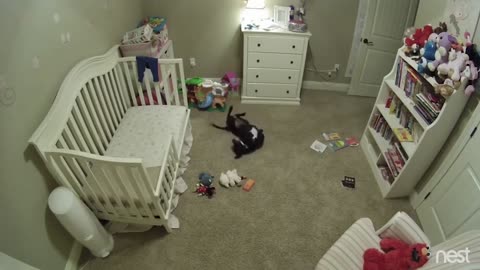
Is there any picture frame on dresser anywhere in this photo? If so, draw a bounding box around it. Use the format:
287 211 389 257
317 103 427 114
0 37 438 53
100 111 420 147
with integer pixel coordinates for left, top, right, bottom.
240 24 311 105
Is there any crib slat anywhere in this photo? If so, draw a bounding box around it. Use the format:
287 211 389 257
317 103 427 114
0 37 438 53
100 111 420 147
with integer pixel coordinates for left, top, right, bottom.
169 65 180 106
99 75 119 128
98 167 128 217
93 77 115 134
108 70 126 116
170 65 181 106
125 168 154 219
112 167 143 218
82 85 109 146
131 63 146 106
87 80 112 141
178 60 188 108
63 127 80 151
153 82 162 105
105 72 122 121
122 62 138 107
160 65 172 106
77 159 117 216
68 114 90 153
144 76 154 106
72 103 99 154
77 90 105 154
50 154 96 210
113 65 130 110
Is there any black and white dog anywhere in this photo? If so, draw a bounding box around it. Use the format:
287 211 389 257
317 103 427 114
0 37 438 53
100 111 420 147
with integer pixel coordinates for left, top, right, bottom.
212 106 264 159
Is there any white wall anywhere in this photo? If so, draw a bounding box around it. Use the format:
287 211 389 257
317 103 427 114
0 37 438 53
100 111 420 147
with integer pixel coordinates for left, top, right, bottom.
0 1 142 269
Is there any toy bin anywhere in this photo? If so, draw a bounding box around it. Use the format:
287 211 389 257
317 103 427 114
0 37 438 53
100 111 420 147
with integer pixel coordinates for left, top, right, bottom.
119 39 162 57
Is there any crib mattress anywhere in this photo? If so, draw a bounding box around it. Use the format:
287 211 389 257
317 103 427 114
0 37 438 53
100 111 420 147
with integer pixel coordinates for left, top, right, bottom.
105 105 188 168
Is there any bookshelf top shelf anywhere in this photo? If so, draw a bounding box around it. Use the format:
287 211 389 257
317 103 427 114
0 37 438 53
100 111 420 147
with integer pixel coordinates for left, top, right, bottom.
398 48 438 88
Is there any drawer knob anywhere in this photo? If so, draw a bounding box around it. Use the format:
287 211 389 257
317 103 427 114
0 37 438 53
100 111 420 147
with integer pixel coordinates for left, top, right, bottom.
290 61 294 64
256 75 259 78
292 45 296 49
257 59 260 63
257 43 261 47
286 90 290 94
255 89 258 93
288 76 292 79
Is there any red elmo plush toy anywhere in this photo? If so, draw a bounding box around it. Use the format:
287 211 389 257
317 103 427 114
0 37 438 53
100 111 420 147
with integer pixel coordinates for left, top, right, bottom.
363 238 430 270
405 25 433 48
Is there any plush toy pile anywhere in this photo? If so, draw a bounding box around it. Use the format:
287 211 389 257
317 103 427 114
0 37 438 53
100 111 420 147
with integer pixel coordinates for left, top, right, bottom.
403 23 480 97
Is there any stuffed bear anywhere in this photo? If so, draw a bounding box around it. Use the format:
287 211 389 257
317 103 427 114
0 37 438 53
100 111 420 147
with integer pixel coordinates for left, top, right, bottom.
418 40 437 74
435 79 456 98
428 32 457 72
363 238 430 270
462 61 479 96
438 51 469 81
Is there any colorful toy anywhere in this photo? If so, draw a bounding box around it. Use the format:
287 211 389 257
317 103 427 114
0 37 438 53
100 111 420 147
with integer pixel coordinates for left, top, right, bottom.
435 79 456 98
405 25 433 49
198 172 214 186
428 32 456 72
195 172 216 198
437 50 469 81
433 22 448 34
222 72 241 93
242 179 256 192
418 40 437 74
363 238 430 270
197 93 214 110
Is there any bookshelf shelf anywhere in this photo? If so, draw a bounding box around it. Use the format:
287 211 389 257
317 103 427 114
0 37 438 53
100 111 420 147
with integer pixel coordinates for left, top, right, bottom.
385 80 429 129
360 47 470 198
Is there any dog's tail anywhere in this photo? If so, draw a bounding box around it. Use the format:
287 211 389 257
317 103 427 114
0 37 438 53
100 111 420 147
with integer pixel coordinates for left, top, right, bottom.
211 123 227 130
227 105 233 116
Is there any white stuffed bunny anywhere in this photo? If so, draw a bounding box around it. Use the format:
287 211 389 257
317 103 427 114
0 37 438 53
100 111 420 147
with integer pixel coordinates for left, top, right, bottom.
219 173 231 188
227 169 242 185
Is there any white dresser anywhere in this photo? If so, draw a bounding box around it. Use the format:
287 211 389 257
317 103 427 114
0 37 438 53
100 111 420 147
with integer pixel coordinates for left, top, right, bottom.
241 25 311 105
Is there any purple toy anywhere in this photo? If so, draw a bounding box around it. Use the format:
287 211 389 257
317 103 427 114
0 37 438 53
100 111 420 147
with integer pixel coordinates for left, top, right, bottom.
222 72 240 93
428 32 457 72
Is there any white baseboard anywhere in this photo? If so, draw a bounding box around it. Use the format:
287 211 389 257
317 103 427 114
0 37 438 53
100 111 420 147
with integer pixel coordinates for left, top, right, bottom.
302 81 350 92
65 242 82 270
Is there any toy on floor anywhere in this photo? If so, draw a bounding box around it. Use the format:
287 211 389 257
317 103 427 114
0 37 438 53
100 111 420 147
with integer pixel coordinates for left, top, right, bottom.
195 173 215 198
242 179 256 192
219 169 246 188
222 72 241 93
363 238 430 270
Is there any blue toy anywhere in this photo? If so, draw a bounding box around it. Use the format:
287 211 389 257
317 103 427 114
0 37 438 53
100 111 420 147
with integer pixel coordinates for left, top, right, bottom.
197 93 214 110
198 172 214 186
418 40 437 74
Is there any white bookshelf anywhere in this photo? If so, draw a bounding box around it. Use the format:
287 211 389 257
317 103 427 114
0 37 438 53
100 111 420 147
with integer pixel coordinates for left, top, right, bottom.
361 47 469 198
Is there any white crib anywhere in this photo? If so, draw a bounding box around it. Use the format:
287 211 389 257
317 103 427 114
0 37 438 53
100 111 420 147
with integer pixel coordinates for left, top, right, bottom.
29 46 191 232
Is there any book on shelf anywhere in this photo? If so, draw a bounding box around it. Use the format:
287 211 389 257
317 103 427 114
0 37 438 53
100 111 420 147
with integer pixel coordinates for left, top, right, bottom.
393 128 414 142
379 166 394 183
384 151 399 177
370 113 394 142
393 141 409 161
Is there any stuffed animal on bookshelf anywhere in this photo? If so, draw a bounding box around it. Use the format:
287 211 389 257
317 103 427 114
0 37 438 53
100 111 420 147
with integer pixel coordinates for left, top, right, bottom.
462 61 479 96
405 25 433 48
428 32 457 72
433 22 448 34
437 51 469 81
435 79 455 98
418 40 437 74
363 238 430 270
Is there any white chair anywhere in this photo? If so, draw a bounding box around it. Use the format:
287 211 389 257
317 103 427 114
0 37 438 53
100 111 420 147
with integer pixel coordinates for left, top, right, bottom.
315 212 480 269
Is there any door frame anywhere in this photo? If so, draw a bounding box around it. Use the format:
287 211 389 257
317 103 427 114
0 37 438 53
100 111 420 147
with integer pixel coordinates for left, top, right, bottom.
410 100 480 209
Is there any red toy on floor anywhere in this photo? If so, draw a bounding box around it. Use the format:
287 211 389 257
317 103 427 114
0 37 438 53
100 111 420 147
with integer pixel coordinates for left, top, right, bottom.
363 238 430 270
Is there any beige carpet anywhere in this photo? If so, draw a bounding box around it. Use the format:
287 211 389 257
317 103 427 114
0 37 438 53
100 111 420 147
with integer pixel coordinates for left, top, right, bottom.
82 90 416 270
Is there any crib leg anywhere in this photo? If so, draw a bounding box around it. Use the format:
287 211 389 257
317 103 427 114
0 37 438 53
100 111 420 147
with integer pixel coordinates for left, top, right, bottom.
163 222 173 233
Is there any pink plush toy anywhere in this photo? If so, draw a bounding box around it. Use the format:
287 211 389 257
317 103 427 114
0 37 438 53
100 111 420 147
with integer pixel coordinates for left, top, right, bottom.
462 61 479 96
437 50 469 81
428 32 457 72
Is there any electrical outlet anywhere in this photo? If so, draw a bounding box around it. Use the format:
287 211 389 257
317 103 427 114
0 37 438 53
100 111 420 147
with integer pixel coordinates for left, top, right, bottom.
189 57 196 67
334 64 340 71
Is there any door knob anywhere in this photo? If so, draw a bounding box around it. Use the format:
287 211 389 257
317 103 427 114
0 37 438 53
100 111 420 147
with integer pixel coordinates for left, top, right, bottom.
362 38 374 46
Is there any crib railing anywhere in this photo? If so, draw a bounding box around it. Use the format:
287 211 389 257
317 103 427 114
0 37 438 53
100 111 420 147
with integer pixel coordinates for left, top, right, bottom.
45 135 179 224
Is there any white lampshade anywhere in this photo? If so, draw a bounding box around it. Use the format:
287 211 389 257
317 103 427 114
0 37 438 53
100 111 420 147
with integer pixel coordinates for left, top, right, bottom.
246 0 265 9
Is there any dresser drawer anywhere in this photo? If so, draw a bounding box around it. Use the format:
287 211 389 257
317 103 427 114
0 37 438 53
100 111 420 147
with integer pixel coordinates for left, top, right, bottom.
248 36 305 54
248 53 302 69
247 68 300 84
247 83 297 98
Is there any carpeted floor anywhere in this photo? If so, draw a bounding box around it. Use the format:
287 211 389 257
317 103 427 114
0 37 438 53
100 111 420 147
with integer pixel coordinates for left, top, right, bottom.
82 90 416 270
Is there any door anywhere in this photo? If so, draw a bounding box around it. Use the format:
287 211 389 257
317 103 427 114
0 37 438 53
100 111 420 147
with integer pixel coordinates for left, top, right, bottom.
417 125 480 245
348 0 418 97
